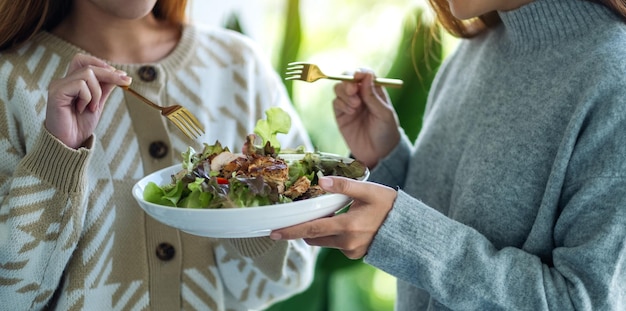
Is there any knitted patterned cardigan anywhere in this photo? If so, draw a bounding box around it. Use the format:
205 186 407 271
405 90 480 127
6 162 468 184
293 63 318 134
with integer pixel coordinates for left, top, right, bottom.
0 24 317 310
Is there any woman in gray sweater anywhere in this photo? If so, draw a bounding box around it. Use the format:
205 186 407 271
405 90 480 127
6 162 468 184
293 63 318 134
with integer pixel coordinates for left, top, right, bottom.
272 0 626 310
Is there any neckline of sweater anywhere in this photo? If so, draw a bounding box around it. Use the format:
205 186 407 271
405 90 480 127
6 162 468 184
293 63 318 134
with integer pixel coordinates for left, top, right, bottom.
495 0 618 54
33 24 197 73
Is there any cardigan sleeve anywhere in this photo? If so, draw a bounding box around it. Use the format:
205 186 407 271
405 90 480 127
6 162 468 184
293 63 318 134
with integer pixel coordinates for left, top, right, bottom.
0 128 93 309
215 238 317 310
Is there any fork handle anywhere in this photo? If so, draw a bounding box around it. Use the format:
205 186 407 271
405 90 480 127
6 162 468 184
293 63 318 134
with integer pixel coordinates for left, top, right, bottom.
326 75 403 88
119 85 162 110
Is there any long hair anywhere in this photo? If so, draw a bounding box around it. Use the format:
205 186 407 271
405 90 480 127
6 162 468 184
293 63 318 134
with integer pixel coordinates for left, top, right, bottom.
0 0 188 51
428 0 626 38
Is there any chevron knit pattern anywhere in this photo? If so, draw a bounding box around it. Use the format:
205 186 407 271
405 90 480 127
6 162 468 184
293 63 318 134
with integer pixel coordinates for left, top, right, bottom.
0 24 315 311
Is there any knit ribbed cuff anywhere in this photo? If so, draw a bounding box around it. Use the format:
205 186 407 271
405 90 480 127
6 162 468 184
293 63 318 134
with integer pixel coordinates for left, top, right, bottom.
227 236 282 258
20 129 92 194
225 237 289 281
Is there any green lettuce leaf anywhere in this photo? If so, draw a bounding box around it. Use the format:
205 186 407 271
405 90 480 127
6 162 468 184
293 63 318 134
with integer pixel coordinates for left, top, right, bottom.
144 181 183 206
254 107 291 152
178 178 212 208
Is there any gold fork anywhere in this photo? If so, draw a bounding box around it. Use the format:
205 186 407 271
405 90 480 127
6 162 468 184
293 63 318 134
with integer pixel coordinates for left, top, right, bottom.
120 86 205 139
285 62 403 88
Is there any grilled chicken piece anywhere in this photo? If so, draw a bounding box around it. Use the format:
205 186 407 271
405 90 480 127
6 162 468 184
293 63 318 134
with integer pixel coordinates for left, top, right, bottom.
221 156 246 177
298 185 326 200
210 151 245 172
247 154 289 190
284 176 311 199
220 153 289 192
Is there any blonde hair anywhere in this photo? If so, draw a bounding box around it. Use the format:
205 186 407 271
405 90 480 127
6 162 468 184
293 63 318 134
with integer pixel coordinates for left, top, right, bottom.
0 0 188 51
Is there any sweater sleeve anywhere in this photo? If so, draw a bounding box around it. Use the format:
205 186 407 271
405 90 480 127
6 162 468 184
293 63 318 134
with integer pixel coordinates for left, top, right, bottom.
368 129 413 188
0 129 93 309
364 90 626 310
215 237 317 309
366 181 626 310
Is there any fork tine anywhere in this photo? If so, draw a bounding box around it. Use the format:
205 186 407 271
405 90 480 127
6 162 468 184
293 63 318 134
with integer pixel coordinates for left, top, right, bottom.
176 120 201 139
285 61 306 81
287 64 307 70
123 85 205 139
285 67 306 73
285 70 303 75
168 116 196 139
174 109 204 138
179 109 205 136
164 109 201 139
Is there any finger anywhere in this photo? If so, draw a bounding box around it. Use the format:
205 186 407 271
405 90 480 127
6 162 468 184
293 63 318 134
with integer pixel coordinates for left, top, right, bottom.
303 236 360 257
332 96 357 116
66 53 130 92
341 249 366 260
303 236 339 248
351 69 390 109
270 215 345 240
304 238 365 259
333 82 362 114
79 68 102 113
354 71 391 115
333 79 360 101
49 74 89 103
62 79 92 113
64 66 130 89
68 53 114 74
302 236 365 259
317 176 372 197
65 67 131 112
301 222 370 259
98 70 130 112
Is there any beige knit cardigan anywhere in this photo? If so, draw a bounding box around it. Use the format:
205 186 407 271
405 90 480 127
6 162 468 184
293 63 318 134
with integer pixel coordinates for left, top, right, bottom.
0 24 316 310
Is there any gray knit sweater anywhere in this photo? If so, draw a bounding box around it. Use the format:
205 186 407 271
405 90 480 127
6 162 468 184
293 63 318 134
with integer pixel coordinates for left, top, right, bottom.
364 1 626 310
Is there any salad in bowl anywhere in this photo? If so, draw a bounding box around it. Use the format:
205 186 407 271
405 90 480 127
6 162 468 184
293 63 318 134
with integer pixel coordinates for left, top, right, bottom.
133 107 368 237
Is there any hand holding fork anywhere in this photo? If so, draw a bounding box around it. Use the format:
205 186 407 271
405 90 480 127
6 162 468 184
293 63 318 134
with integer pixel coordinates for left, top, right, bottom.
285 62 403 88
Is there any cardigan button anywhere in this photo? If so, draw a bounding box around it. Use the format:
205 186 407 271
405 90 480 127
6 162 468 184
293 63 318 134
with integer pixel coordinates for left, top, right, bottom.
156 242 175 261
149 141 168 159
137 66 157 82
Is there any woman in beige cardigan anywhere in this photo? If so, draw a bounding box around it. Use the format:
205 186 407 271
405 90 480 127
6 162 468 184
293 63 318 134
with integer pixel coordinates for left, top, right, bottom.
0 0 316 310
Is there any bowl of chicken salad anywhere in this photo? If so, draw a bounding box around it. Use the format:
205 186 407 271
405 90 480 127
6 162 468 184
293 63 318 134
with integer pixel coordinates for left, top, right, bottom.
131 107 369 238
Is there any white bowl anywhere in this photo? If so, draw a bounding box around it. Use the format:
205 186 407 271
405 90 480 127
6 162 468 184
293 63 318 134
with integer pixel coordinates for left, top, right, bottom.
132 153 369 238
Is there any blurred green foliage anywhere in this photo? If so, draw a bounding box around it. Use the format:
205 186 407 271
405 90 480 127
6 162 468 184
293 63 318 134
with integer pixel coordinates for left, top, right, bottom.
223 11 245 34
277 0 302 99
386 8 443 141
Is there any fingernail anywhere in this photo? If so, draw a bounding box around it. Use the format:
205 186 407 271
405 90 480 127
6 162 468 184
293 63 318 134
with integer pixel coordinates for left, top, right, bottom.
269 232 281 240
121 75 132 82
318 176 333 188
